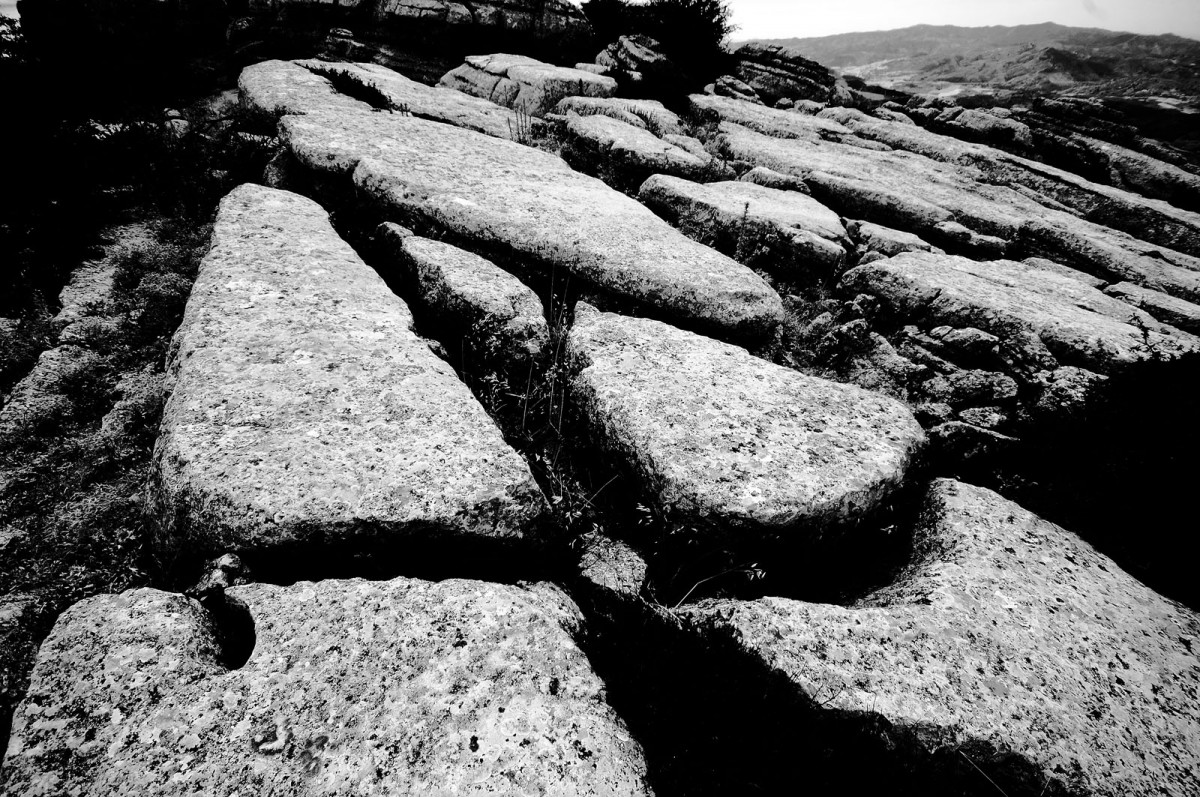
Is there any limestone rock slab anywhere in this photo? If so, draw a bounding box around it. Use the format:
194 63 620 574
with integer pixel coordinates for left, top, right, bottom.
152 184 546 559
679 479 1200 797
561 113 722 187
239 59 367 118
1 578 653 796
841 252 1200 374
380 225 550 364
279 108 783 340
553 96 684 136
565 304 924 534
1105 281 1200 334
638 175 849 279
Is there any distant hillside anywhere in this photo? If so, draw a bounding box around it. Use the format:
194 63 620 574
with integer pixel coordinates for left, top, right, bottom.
743 23 1200 99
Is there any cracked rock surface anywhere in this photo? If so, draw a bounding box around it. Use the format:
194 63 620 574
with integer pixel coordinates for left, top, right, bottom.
678 478 1200 797
1 578 653 796
277 107 784 340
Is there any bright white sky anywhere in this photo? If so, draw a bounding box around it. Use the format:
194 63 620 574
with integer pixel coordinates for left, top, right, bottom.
727 0 1200 41
4 0 1199 40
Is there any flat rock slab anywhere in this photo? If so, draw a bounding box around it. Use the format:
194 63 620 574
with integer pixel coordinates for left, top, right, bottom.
679 479 1200 797
440 54 617 116
239 59 367 117
1 578 652 796
292 60 532 140
152 184 546 559
841 252 1200 374
565 304 924 534
561 112 721 187
279 108 783 341
380 225 550 364
638 175 849 279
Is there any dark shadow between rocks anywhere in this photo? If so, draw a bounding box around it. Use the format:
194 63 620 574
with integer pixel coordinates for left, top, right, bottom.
572 591 1073 797
201 591 257 670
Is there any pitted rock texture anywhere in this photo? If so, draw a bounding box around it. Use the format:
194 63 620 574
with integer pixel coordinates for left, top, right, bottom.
379 225 550 365
692 94 1200 304
1 578 653 796
276 105 784 340
152 184 546 559
560 113 723 188
440 53 617 116
293 59 535 140
847 220 942 259
841 252 1200 375
679 479 1200 797
565 304 925 535
638 175 850 280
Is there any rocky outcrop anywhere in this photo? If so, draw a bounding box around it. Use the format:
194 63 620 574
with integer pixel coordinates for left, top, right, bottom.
732 43 853 107
377 224 550 365
152 184 547 561
565 304 925 535
595 35 678 85
840 252 1199 375
638 175 850 281
847 220 942 259
1 578 653 796
552 96 684 136
439 53 617 116
1105 281 1200 335
679 478 1200 797
272 104 783 340
692 95 1200 304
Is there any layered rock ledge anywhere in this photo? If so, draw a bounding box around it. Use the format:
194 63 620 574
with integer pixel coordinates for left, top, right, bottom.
679 479 1200 797
152 184 546 560
565 304 925 534
1 578 652 796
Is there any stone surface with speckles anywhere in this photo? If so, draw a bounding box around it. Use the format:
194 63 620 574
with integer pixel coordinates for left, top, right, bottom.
678 478 1200 797
238 59 368 117
0 578 653 796
276 105 783 341
560 113 722 186
565 304 925 534
841 252 1200 374
638 174 850 279
381 229 550 365
151 184 546 560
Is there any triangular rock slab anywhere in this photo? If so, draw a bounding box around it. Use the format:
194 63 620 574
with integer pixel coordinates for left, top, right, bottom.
278 107 784 341
841 252 1200 374
1 578 653 796
152 184 546 559
565 304 924 533
678 479 1200 797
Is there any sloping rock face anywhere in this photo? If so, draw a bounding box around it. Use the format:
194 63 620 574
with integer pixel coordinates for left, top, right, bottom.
439 53 617 115
638 175 850 280
565 304 924 535
379 226 550 365
271 106 783 341
679 479 1200 797
1105 281 1200 335
733 43 854 107
152 184 546 560
841 252 1200 375
1 578 653 796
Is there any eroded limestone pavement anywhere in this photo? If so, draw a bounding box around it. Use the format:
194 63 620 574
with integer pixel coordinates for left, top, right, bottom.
3 53 1199 797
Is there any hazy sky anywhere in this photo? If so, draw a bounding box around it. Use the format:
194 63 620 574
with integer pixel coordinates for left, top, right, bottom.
727 0 1200 41
3 0 1199 40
